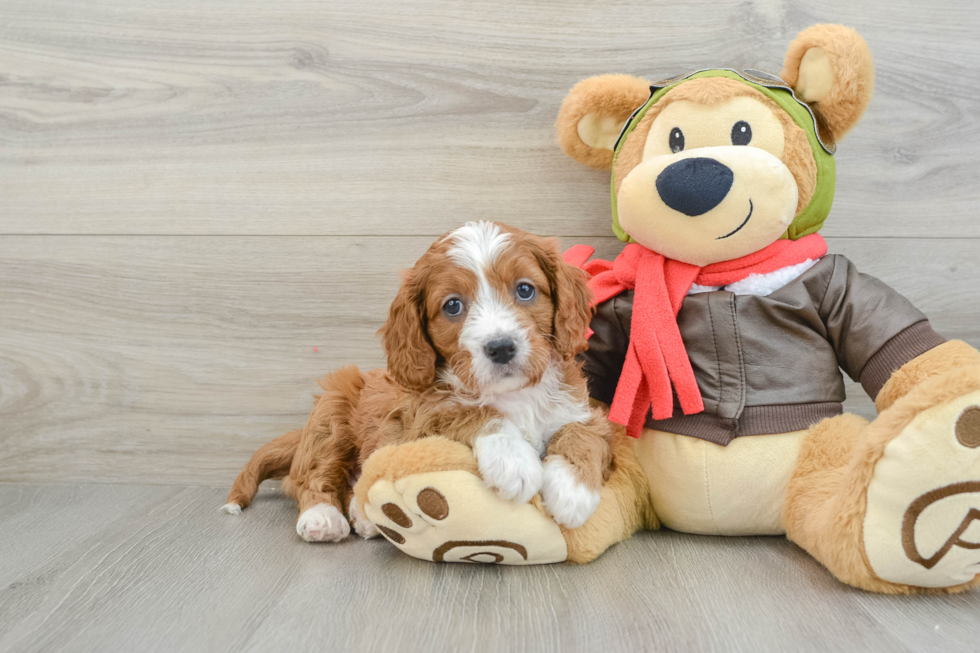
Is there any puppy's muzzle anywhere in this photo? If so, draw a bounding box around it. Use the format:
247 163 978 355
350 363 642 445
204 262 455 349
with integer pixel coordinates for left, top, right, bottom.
484 338 517 365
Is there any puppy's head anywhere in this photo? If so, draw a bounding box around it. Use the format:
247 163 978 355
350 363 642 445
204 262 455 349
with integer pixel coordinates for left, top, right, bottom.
378 221 593 396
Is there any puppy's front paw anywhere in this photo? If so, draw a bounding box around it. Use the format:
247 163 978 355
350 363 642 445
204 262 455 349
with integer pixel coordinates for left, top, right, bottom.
540 456 600 529
474 432 543 504
296 503 350 543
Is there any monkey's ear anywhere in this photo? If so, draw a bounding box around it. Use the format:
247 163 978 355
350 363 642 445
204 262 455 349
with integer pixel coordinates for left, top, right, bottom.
556 74 651 170
781 24 875 141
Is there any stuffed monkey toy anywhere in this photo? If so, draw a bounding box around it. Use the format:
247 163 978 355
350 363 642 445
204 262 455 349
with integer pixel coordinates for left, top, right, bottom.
353 24 980 594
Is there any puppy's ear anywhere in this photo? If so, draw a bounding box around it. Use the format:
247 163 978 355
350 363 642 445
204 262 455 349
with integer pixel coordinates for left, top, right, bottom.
530 237 594 359
781 24 874 141
378 267 436 390
556 74 651 170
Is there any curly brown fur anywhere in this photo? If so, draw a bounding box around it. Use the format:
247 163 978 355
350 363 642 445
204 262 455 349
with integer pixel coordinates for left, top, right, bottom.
379 268 436 391
226 222 611 539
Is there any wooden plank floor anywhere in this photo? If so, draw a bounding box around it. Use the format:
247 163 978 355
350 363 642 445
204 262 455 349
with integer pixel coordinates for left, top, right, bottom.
2 0 980 650
0 482 978 653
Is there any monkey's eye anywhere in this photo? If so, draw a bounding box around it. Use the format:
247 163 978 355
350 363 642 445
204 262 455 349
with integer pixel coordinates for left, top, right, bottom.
443 298 463 317
669 127 685 153
731 121 752 146
515 282 535 301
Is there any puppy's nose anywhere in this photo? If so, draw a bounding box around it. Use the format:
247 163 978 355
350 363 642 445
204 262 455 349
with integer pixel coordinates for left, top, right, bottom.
656 157 733 216
484 338 517 365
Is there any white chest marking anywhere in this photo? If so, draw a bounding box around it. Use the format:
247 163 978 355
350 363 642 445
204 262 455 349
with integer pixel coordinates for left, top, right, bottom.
486 362 592 456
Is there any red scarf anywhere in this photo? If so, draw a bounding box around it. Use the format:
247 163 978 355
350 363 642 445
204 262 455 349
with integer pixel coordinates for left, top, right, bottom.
564 234 828 438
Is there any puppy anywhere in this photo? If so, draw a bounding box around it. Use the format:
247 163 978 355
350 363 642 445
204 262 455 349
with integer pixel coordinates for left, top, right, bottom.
224 221 613 542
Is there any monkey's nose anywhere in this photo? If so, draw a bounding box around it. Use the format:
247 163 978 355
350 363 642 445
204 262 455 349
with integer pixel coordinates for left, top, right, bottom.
656 157 733 216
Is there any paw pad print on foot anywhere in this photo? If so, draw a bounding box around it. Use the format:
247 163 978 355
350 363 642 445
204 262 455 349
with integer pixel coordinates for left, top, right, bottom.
416 487 450 520
375 490 449 546
865 392 980 588
361 470 567 565
956 407 980 448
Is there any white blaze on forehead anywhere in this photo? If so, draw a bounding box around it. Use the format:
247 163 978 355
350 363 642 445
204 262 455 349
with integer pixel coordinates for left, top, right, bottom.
447 221 511 274
446 221 528 393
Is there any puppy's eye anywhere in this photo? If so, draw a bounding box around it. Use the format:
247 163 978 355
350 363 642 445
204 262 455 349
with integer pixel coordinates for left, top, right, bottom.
669 127 685 153
731 121 752 146
515 282 535 301
443 298 463 317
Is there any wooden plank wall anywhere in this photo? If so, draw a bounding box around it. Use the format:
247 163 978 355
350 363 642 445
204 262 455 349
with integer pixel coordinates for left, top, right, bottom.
2 0 978 484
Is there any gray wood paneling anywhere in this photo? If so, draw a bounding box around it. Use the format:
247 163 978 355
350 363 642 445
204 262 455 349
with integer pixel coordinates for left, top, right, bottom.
1 0 978 237
1 236 977 484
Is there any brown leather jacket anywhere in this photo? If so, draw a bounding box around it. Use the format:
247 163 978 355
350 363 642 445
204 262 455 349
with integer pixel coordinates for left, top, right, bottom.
581 255 945 445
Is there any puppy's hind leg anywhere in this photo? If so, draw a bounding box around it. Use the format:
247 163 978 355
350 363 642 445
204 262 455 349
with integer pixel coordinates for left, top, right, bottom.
286 364 365 543
291 486 352 543
287 437 358 542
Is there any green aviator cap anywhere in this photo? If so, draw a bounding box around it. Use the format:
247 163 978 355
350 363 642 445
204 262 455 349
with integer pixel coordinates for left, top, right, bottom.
609 69 837 242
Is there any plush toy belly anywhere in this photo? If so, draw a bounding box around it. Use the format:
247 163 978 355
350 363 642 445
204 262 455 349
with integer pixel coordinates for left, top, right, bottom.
634 429 806 535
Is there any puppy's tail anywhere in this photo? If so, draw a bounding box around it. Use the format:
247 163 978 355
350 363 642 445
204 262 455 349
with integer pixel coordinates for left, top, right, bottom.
222 427 301 513
222 365 366 515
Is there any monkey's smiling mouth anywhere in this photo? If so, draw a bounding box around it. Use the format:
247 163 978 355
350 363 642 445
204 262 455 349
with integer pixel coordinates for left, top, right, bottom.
716 199 754 240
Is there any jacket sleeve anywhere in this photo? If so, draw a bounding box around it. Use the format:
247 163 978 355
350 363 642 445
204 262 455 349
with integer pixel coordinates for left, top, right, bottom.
817 256 946 399
577 292 632 405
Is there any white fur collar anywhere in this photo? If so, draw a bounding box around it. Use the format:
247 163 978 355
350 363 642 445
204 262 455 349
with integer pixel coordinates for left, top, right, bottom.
438 360 591 455
687 258 820 297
